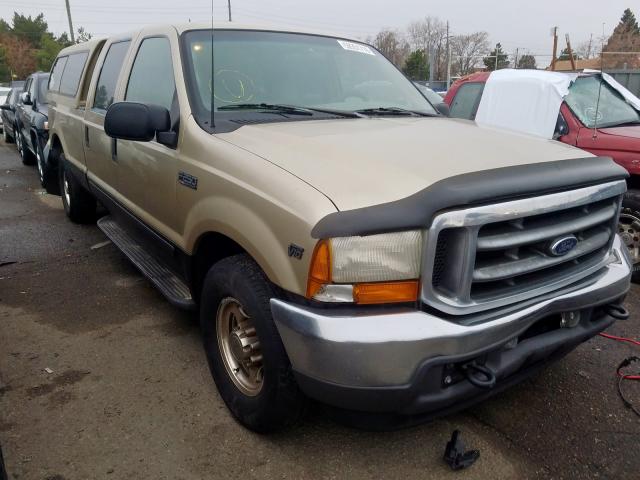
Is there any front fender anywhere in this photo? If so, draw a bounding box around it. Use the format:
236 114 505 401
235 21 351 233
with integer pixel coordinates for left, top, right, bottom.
184 196 320 296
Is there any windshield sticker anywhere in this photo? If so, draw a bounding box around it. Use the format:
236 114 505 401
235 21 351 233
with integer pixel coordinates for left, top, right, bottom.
337 40 375 56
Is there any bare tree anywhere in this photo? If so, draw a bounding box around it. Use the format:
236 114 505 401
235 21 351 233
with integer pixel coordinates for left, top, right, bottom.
371 29 410 68
450 32 490 76
406 17 447 79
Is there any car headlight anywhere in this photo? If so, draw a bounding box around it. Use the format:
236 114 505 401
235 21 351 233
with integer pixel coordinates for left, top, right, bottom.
306 231 423 304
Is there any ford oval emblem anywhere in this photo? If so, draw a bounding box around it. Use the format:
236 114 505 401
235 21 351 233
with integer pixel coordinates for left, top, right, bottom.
549 235 578 257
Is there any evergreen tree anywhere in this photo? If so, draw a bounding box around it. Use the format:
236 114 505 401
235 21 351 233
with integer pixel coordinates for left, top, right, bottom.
483 43 510 70
619 8 640 34
403 50 429 80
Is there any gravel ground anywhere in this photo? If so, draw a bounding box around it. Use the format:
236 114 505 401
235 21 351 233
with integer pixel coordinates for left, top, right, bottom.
0 139 638 479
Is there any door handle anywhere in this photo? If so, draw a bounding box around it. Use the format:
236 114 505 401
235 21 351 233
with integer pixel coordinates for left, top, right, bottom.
84 125 90 147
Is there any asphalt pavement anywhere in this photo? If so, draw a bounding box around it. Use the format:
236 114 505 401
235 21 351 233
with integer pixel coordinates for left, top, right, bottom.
0 139 639 479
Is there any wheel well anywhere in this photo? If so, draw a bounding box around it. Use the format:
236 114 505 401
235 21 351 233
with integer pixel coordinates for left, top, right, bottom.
192 232 246 301
627 175 640 192
49 135 63 167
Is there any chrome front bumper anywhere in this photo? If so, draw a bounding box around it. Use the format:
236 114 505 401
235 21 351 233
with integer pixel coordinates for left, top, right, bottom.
271 236 631 395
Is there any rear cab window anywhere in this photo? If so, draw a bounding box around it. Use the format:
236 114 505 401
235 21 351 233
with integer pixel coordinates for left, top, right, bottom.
49 56 68 92
59 52 90 96
92 40 132 112
449 82 485 120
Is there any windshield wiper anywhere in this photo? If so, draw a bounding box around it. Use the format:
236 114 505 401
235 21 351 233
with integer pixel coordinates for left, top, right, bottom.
356 107 437 117
218 103 365 119
218 103 313 116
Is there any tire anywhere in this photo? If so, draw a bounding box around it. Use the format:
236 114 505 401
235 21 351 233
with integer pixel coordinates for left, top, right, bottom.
200 254 306 432
620 189 640 283
58 154 96 224
2 125 13 143
36 140 59 195
17 130 35 165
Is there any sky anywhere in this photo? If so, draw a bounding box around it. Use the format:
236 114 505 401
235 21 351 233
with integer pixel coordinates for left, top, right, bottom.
0 0 630 64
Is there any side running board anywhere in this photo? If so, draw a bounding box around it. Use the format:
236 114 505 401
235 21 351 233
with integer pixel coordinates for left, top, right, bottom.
97 215 196 311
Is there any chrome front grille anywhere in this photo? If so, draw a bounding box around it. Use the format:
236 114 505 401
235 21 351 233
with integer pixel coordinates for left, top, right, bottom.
422 180 626 315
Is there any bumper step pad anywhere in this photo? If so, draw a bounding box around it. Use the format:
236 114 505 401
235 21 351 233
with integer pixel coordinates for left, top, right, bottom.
97 215 195 310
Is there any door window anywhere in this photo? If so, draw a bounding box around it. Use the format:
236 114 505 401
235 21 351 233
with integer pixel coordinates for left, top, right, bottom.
60 52 89 96
449 82 485 120
49 56 68 92
125 37 176 112
93 40 131 112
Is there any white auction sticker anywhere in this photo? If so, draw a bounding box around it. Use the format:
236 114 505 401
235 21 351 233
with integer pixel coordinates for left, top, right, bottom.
337 40 375 56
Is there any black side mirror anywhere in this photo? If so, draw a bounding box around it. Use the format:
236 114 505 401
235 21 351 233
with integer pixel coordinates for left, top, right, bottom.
105 102 177 147
435 102 450 117
553 113 569 139
20 92 32 105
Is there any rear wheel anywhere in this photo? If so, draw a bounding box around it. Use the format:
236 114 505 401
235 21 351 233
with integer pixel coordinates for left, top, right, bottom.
200 254 306 432
620 189 640 282
17 130 35 165
59 154 96 223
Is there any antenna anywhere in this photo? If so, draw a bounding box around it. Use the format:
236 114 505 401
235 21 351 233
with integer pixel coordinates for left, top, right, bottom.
592 23 605 139
209 0 215 129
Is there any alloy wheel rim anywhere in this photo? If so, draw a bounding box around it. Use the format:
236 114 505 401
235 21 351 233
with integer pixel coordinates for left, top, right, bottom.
63 173 71 206
37 150 44 182
619 210 640 265
215 297 264 396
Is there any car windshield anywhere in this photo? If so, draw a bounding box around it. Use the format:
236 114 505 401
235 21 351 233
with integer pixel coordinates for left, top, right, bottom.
38 76 49 104
565 75 640 128
182 29 436 127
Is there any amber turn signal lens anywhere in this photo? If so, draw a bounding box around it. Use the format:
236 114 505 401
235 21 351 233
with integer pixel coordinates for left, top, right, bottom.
353 280 419 304
306 240 332 298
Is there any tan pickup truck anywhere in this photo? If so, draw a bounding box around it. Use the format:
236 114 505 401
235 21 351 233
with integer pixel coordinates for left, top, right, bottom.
45 24 632 432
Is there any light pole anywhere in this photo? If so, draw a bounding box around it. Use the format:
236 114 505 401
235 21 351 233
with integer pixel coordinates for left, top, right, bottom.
227 0 232 22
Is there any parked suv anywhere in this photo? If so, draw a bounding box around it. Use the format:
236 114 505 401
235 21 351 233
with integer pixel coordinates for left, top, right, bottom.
0 81 25 143
445 70 640 279
46 25 631 432
15 72 51 185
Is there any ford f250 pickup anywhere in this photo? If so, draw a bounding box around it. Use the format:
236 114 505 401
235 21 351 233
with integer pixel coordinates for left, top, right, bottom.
44 24 632 432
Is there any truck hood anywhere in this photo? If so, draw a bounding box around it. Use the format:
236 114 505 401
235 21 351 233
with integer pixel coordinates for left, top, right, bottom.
220 117 591 211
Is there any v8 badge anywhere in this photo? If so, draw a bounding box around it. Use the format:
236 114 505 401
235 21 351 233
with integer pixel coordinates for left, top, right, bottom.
288 244 304 260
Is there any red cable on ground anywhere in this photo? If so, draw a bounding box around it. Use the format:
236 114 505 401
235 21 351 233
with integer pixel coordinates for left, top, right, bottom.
598 331 640 416
599 332 640 348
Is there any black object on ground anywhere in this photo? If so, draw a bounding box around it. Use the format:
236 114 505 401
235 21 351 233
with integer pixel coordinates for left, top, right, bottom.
443 430 480 471
0 443 8 480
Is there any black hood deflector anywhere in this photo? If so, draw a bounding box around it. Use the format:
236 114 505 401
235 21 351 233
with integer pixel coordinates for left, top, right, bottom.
311 156 628 239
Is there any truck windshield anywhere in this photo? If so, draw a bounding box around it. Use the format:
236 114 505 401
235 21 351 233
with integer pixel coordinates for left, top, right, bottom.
565 75 640 128
181 29 436 127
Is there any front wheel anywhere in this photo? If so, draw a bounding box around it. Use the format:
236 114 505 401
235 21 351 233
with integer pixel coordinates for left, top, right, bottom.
2 125 13 143
17 131 35 165
36 140 59 195
619 189 640 282
200 254 306 433
59 155 96 223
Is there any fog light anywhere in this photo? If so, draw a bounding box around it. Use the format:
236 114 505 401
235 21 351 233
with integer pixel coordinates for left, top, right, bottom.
560 311 580 328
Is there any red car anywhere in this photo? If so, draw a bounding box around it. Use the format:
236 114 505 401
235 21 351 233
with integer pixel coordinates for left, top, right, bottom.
445 70 640 278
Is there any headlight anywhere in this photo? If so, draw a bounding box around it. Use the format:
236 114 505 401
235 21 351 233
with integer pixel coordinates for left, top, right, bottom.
307 231 423 304
43 121 49 130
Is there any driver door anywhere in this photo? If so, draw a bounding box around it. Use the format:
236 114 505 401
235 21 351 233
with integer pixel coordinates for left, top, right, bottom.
113 29 181 238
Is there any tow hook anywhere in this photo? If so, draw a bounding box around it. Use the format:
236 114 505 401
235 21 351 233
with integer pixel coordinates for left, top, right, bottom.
461 362 496 389
605 303 630 320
